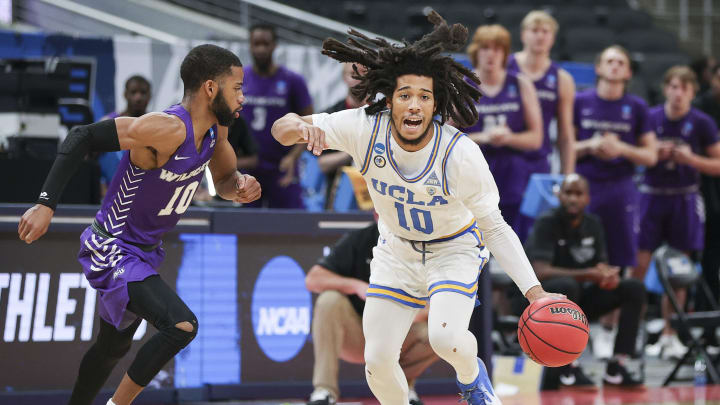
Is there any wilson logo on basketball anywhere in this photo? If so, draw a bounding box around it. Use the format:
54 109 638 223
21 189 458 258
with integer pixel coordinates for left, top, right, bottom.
549 306 588 326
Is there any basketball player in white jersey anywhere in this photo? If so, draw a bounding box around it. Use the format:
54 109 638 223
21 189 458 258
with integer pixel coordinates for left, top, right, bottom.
273 13 560 405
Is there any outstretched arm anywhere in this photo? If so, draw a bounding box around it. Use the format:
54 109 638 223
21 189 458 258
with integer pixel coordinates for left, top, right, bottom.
18 114 184 244
271 113 328 156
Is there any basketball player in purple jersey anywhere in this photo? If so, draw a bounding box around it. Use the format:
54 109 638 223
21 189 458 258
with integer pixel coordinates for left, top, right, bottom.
632 66 720 359
17 44 261 405
574 45 657 269
508 10 576 175
242 23 313 208
461 25 543 241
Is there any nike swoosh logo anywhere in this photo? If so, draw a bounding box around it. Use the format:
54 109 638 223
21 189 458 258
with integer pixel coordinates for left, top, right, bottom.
174 155 190 160
604 374 623 384
559 374 576 386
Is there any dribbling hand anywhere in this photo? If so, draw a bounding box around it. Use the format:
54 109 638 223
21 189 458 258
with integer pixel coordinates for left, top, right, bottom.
524 285 565 303
299 123 328 156
18 204 54 244
234 174 261 203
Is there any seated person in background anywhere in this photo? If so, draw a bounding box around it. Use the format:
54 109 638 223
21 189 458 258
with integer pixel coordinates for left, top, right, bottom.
511 174 645 390
633 66 720 359
98 75 151 196
304 217 437 405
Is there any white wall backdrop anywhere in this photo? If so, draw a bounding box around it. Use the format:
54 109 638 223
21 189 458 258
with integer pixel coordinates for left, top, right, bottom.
112 36 346 115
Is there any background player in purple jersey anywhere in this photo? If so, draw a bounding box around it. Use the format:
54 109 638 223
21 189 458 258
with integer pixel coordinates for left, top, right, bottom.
461 24 543 241
633 66 720 359
508 10 576 175
17 44 261 405
241 23 313 208
573 45 657 269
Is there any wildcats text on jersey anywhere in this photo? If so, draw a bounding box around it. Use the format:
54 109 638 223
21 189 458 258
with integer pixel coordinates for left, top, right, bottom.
159 160 210 183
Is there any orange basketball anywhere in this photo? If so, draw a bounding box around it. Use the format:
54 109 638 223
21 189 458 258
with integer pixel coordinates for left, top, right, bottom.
517 297 589 367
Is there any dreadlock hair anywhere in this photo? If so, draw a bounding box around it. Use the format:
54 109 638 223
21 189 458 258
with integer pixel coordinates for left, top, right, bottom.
321 11 482 127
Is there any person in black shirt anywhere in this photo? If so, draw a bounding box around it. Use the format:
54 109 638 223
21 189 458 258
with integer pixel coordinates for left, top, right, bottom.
227 114 259 171
304 220 437 405
694 64 720 350
512 174 645 390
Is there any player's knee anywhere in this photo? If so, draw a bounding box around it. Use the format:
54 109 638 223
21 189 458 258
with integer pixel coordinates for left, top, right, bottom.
314 291 345 319
364 342 399 372
164 317 198 349
428 324 458 357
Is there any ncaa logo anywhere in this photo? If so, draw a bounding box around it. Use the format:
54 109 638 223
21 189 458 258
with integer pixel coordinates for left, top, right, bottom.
251 256 312 362
276 80 288 95
622 105 632 119
545 74 556 89
374 143 386 154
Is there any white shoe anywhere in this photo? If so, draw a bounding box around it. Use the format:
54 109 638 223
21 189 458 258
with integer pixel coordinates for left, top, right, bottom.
307 387 336 405
592 327 616 360
661 334 688 360
408 388 422 405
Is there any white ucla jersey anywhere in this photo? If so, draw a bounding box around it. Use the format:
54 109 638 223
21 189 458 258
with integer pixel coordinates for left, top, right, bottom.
313 108 501 242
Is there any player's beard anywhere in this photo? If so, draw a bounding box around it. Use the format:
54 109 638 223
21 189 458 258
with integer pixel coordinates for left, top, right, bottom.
389 105 433 147
211 87 236 127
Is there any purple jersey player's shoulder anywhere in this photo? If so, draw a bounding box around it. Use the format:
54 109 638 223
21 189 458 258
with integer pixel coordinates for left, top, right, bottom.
94 104 217 246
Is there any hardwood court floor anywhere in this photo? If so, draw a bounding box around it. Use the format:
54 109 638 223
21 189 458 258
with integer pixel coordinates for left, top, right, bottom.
189 384 720 405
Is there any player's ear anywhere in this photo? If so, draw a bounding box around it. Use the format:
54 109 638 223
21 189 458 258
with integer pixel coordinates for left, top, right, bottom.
203 80 215 98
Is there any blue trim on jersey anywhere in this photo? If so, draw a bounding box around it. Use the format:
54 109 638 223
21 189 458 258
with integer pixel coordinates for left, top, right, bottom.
385 121 442 183
441 131 465 195
430 220 478 243
359 114 382 175
428 279 478 298
367 284 429 308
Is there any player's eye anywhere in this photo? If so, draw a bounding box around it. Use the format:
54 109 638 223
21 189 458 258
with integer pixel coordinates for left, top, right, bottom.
399 94 409 99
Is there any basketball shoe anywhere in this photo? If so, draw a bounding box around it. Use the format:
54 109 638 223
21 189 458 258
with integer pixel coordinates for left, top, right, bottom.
457 358 502 405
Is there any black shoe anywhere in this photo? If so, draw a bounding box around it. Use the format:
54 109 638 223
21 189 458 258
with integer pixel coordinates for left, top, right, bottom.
409 388 424 405
558 364 597 391
604 359 644 388
307 388 336 405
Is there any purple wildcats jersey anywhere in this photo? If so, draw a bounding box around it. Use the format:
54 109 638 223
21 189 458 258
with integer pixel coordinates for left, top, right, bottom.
462 72 529 204
574 89 652 181
507 54 559 161
643 106 719 188
94 104 217 245
241 65 312 170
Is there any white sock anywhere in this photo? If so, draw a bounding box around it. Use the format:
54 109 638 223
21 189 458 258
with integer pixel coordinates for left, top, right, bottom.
427 292 480 385
107 398 117 405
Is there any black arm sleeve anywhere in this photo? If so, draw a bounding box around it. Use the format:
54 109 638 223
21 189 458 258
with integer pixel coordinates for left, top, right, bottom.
37 119 121 209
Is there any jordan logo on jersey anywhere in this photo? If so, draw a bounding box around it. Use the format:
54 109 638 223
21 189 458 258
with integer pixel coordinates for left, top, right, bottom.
423 172 441 187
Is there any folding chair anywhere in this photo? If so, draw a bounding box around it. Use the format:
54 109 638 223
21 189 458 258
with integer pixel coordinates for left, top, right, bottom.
653 245 720 385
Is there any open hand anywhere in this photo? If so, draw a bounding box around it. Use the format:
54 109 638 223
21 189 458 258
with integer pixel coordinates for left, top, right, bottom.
525 285 566 304
299 122 328 156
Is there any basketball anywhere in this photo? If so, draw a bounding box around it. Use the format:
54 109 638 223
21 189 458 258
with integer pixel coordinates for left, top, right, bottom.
517 297 589 367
